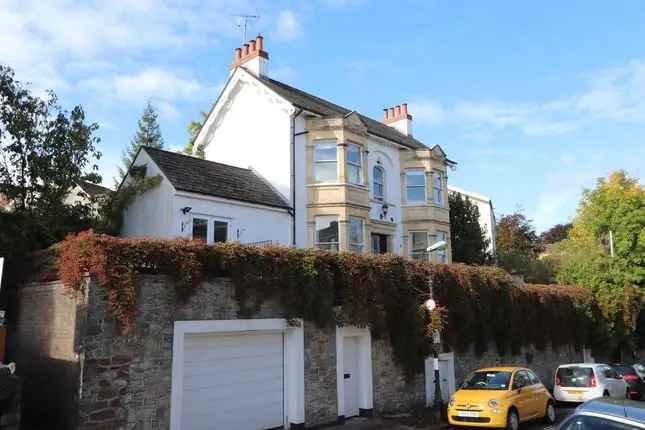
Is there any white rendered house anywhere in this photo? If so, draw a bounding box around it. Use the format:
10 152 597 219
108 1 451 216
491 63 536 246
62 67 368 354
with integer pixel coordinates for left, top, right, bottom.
448 185 497 254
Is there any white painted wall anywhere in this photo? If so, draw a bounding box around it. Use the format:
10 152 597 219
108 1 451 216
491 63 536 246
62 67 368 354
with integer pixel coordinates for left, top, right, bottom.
121 150 175 239
367 137 403 254
172 192 291 246
448 185 497 253
199 70 294 200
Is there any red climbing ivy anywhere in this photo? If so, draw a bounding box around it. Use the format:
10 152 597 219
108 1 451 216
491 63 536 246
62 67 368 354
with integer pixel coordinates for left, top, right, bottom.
58 231 599 378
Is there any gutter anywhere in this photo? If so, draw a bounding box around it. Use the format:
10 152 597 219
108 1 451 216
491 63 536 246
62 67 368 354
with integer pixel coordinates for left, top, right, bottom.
290 108 304 247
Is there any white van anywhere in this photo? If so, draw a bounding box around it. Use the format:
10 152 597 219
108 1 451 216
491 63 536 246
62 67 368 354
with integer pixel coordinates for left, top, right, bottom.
553 363 628 403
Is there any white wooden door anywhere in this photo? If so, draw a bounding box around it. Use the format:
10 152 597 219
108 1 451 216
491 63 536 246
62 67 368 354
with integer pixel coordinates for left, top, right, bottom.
343 336 359 418
425 352 456 405
180 331 284 430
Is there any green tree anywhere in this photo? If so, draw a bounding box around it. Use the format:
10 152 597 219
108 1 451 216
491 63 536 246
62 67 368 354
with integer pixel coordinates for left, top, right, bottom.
183 106 212 158
117 102 164 182
496 211 553 283
449 192 491 264
0 65 101 257
549 171 644 353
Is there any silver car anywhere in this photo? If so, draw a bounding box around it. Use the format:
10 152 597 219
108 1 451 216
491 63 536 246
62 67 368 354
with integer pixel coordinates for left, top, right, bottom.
554 363 628 403
557 397 645 429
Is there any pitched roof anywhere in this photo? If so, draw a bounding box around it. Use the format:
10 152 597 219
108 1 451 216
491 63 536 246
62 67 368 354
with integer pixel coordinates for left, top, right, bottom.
142 147 290 209
257 75 428 150
77 180 112 196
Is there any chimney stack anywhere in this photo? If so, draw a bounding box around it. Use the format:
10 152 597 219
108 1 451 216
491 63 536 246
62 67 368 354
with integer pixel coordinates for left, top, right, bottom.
229 35 269 77
383 102 413 136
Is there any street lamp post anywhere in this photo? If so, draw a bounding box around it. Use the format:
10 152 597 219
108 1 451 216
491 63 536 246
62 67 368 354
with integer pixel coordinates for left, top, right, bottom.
424 299 444 415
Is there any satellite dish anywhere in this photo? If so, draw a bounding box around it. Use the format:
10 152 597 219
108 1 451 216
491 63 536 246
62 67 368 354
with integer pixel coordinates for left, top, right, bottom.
426 240 447 253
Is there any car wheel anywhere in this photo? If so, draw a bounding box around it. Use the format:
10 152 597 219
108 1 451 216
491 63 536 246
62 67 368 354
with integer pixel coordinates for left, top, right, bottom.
544 400 557 424
603 390 610 397
506 409 519 430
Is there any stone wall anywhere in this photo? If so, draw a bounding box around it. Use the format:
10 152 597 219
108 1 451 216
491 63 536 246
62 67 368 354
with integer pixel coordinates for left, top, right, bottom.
7 281 84 429
452 343 584 390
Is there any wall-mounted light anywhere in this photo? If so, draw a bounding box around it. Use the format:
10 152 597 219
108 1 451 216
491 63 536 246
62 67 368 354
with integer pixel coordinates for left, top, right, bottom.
181 206 192 215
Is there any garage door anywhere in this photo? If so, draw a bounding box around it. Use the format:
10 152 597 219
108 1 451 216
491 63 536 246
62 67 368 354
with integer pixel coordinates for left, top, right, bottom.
181 331 284 430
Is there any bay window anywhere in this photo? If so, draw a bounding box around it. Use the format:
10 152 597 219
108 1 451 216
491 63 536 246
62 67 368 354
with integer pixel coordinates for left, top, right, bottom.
373 165 384 200
405 170 426 203
435 231 448 263
410 231 429 261
315 215 339 251
349 217 364 253
433 172 444 206
314 141 337 183
347 144 363 185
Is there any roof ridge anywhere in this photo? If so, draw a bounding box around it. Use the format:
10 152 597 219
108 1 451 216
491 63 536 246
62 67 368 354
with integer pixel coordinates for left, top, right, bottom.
142 146 253 172
260 76 350 114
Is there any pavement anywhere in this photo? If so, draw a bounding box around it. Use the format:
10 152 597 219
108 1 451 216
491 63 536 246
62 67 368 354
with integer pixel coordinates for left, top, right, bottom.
325 405 577 429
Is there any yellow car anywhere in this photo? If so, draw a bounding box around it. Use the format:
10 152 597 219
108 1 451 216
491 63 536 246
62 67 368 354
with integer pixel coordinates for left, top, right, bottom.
447 367 556 430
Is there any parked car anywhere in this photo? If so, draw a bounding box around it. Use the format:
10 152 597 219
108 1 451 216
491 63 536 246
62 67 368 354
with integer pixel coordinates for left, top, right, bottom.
553 363 628 403
612 364 645 400
447 367 556 430
634 363 645 381
556 397 645 429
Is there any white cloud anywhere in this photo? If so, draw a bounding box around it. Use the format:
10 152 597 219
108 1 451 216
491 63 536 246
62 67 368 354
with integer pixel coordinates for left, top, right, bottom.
273 10 302 41
411 58 645 137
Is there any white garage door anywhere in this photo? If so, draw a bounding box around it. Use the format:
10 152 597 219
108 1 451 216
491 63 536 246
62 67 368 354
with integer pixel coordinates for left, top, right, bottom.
181 331 284 430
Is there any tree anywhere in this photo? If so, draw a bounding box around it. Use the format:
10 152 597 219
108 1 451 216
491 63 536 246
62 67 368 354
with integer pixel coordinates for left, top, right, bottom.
183 103 215 158
448 192 491 264
549 171 645 353
0 65 101 257
117 102 164 182
540 223 572 244
496 211 553 283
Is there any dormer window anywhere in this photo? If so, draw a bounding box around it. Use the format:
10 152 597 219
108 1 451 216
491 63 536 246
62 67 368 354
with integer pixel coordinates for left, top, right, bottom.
314 141 337 183
373 165 385 200
347 144 363 185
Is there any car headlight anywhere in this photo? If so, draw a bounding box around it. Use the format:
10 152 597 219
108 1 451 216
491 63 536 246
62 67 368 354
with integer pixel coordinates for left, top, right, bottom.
449 398 455 407
488 399 498 408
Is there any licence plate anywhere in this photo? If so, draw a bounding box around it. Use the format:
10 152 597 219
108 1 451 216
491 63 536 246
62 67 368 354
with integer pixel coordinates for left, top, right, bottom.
566 390 583 398
458 411 480 418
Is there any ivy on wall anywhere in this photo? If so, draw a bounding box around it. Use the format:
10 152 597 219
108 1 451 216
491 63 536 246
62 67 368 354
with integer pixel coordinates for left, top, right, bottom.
58 231 599 378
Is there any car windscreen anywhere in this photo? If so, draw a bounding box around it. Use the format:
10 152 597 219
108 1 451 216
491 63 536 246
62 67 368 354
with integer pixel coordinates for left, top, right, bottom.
462 371 512 390
557 367 594 387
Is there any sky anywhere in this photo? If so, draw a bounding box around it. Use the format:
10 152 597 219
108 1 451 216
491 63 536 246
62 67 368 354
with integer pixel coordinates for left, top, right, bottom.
2 0 644 232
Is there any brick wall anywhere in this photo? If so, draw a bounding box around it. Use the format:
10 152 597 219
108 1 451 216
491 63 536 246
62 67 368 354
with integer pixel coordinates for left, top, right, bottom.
7 281 85 429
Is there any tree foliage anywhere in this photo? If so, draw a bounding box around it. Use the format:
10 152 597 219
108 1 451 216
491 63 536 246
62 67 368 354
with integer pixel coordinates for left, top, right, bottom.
183 107 210 158
448 192 491 265
0 65 101 259
117 102 164 182
549 171 644 353
540 223 572 244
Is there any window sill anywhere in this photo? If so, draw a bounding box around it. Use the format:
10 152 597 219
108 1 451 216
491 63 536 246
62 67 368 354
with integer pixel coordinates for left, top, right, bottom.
308 182 368 190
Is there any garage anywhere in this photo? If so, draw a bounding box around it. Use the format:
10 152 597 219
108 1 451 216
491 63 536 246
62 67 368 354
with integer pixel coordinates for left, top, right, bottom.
170 319 305 430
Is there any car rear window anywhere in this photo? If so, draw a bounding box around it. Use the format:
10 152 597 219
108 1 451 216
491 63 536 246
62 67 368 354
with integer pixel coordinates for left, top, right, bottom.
557 366 594 387
613 365 637 376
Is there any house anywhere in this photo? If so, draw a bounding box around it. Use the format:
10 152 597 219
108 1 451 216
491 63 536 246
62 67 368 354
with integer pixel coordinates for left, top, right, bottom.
63 180 112 210
120 146 292 246
448 185 497 254
123 35 455 262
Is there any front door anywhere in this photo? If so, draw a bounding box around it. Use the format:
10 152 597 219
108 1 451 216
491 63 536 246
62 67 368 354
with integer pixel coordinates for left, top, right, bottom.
343 337 359 417
371 234 388 254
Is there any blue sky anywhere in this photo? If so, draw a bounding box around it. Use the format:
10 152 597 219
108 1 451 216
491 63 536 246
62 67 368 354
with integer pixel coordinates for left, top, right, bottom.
2 0 644 232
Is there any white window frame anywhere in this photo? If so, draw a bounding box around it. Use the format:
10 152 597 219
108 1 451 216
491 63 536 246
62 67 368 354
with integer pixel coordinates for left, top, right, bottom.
410 231 429 261
433 171 444 206
405 170 427 204
315 215 340 251
190 214 230 244
346 143 363 185
169 319 305 430
373 165 385 201
314 140 338 183
435 231 448 263
349 217 364 253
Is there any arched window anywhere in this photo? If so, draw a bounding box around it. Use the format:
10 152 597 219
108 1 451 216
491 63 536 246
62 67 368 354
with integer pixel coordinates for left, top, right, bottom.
373 165 385 200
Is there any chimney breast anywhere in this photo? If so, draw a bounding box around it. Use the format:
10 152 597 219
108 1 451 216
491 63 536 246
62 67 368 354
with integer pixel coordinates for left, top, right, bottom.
230 34 270 77
383 102 413 136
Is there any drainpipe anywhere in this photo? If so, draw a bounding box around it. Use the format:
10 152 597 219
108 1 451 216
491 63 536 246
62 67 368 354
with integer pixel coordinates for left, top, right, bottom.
290 108 304 247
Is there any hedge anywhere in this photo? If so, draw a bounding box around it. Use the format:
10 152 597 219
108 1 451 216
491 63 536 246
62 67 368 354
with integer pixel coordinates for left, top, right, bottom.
58 231 598 378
